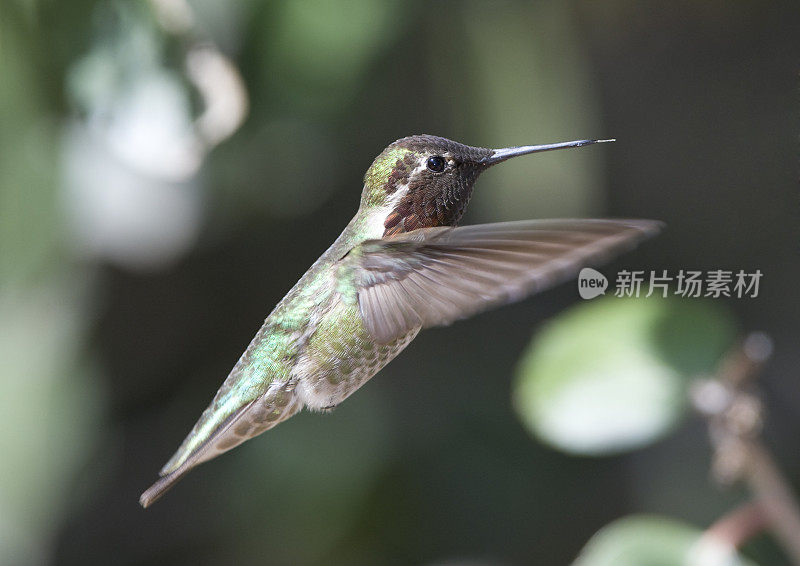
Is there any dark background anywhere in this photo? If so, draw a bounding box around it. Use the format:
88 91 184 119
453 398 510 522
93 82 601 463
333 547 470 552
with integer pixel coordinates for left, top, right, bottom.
1 1 798 564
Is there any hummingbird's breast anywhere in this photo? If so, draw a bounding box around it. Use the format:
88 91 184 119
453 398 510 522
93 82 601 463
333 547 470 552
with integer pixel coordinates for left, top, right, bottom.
269 212 420 410
291 295 418 410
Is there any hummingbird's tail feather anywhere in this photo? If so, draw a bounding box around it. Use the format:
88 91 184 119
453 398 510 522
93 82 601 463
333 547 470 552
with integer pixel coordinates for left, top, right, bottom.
140 399 259 508
141 380 305 507
140 461 195 508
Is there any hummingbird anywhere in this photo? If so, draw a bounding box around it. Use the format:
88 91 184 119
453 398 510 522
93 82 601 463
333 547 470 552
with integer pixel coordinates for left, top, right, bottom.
140 134 661 507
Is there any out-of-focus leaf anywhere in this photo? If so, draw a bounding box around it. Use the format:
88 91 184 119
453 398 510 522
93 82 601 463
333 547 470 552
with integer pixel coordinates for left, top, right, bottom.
572 515 758 566
0 13 60 288
216 117 337 218
513 297 736 455
0 284 103 566
260 0 402 114
459 2 604 222
222 386 392 564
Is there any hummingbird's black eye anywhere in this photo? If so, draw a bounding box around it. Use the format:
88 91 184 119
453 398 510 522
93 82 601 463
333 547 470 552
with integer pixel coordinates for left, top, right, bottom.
426 155 445 172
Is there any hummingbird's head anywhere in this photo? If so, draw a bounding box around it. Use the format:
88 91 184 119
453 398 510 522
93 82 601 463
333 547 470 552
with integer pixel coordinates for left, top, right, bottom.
361 135 491 236
360 134 611 237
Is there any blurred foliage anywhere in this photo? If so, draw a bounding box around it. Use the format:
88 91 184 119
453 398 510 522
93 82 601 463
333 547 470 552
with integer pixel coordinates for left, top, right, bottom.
258 0 403 114
0 285 103 566
220 388 393 564
513 296 737 455
0 1 797 565
0 3 61 287
572 515 757 566
458 2 605 221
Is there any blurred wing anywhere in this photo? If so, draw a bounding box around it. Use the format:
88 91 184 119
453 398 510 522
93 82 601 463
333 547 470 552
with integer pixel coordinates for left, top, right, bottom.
351 219 663 343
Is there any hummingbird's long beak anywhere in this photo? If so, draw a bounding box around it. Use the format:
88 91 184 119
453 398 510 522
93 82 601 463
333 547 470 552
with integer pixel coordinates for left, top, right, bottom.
481 138 615 167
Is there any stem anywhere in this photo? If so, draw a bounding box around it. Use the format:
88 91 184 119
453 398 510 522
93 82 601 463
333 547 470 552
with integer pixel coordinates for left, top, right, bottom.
691 332 800 563
703 500 768 550
743 441 800 562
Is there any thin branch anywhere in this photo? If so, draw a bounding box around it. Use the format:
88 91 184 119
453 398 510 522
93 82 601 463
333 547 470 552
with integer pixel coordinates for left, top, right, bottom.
690 332 800 564
743 441 800 561
703 500 769 550
689 501 769 566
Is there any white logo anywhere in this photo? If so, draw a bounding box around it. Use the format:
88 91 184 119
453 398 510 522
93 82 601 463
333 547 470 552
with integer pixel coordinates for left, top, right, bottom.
578 267 608 299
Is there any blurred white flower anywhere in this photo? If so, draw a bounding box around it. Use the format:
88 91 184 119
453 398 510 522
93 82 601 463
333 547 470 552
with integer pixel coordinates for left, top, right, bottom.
62 120 203 270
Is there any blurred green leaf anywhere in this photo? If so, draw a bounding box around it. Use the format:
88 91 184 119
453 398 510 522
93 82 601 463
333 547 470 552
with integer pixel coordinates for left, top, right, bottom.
460 2 604 222
0 12 61 288
0 283 103 565
215 117 337 218
572 515 758 566
513 296 737 455
222 386 393 564
260 0 402 114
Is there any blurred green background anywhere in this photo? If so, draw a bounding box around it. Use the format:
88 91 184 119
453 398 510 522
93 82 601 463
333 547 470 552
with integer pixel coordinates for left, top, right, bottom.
1 1 798 564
